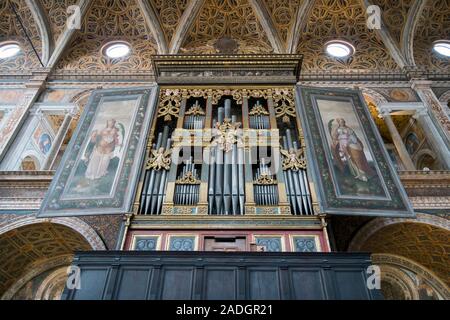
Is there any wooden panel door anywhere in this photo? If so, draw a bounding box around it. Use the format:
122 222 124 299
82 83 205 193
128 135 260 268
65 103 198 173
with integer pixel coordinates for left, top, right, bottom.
203 236 247 251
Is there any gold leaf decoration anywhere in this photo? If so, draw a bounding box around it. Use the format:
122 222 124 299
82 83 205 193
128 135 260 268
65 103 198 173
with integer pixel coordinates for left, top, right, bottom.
280 148 307 171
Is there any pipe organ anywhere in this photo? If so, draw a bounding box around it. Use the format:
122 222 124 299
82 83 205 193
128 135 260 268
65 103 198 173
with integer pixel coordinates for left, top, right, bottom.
137 88 314 216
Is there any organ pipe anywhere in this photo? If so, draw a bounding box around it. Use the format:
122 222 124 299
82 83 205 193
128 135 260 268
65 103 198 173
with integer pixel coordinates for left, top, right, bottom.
174 157 200 206
139 91 314 217
208 99 245 215
281 129 313 215
140 126 172 215
253 159 279 206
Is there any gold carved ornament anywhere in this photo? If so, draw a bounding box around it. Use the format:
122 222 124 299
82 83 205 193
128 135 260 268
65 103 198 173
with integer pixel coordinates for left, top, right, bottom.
146 147 172 171
254 173 277 185
272 88 296 123
280 148 306 171
151 0 189 40
185 101 205 116
211 118 243 153
262 0 300 43
249 102 269 116
176 171 201 185
158 89 181 121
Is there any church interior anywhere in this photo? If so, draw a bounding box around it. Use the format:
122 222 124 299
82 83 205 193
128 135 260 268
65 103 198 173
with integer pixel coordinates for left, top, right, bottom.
0 0 449 300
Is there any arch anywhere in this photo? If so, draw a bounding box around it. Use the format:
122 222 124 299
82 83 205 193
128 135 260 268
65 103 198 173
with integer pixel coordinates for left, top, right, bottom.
401 0 426 66
24 0 53 65
35 267 67 300
20 154 40 171
361 88 388 107
379 264 417 300
348 213 450 290
70 89 94 115
1 255 72 300
413 148 440 170
437 89 450 104
372 253 450 300
0 216 106 251
0 217 105 300
349 213 450 251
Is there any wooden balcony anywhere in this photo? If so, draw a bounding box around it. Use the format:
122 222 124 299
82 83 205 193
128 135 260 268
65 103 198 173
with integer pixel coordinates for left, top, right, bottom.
62 251 382 300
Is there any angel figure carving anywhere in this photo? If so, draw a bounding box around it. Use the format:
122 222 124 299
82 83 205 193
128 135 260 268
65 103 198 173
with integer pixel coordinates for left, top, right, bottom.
281 148 307 171
147 147 172 171
211 118 242 153
329 118 375 182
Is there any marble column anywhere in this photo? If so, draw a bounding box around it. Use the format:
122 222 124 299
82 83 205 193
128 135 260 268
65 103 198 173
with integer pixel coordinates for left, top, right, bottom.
378 108 415 171
42 109 75 170
413 108 450 169
411 80 450 147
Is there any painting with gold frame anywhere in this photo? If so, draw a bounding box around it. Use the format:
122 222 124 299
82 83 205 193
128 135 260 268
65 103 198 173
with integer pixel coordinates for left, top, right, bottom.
38 87 159 217
295 86 414 217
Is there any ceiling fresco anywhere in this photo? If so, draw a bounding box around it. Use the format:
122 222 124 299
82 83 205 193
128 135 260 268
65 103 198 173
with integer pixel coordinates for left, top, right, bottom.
413 0 450 71
150 0 189 44
296 0 398 71
56 0 158 71
180 0 274 54
372 0 413 49
0 0 447 72
0 0 42 71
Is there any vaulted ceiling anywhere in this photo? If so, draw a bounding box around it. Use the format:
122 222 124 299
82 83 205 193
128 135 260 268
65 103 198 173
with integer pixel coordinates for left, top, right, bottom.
0 0 448 73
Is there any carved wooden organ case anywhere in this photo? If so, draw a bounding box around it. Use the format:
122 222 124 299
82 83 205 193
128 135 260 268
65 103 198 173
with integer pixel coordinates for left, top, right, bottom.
137 88 314 216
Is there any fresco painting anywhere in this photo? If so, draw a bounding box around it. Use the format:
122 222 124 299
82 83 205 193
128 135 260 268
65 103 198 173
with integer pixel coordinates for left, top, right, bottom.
316 99 386 198
64 98 135 198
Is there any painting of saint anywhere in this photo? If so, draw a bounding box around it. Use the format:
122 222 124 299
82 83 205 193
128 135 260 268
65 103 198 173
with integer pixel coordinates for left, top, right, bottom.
330 118 376 182
84 119 124 180
316 99 386 198
405 132 420 156
63 98 136 198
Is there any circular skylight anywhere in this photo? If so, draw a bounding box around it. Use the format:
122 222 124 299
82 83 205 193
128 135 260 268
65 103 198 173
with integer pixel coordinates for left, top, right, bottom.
433 40 450 57
325 40 355 58
0 42 21 59
103 42 131 59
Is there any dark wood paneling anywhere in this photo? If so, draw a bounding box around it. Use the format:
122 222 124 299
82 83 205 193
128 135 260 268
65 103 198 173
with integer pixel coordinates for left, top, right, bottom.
161 268 195 300
64 251 382 300
248 269 281 300
204 268 237 300
72 268 109 300
290 269 326 300
114 267 153 300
